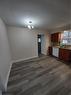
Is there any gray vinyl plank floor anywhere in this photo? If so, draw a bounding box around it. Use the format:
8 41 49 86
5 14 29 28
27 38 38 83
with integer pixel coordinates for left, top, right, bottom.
3 56 71 95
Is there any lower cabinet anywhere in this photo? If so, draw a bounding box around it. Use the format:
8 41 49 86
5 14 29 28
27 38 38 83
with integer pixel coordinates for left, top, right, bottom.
59 48 71 62
48 46 71 62
48 47 52 55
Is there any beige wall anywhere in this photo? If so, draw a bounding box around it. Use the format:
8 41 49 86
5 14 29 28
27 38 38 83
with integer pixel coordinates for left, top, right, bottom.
0 18 12 91
7 26 50 62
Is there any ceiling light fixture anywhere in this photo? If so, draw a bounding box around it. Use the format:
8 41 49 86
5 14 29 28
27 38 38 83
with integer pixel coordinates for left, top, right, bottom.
27 21 34 29
27 25 34 29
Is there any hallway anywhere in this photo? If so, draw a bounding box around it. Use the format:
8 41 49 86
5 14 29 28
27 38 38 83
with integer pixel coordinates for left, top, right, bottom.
3 56 71 95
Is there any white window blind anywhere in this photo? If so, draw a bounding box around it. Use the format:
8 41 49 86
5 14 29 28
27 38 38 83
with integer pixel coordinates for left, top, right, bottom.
62 30 71 45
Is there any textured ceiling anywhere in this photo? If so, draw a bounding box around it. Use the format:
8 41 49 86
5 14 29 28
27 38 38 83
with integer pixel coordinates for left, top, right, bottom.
0 0 71 30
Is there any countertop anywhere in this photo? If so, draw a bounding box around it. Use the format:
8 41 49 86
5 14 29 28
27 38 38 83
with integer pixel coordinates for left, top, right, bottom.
52 46 71 50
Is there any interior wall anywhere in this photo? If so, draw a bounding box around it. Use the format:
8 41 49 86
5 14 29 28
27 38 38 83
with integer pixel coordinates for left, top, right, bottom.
0 18 12 91
7 26 50 62
0 90 2 95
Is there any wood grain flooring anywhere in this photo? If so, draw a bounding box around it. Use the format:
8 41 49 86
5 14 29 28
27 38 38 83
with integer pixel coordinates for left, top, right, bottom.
3 56 71 95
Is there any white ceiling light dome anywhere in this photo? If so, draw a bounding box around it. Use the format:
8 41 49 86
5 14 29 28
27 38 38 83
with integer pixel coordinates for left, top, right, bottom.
27 25 34 29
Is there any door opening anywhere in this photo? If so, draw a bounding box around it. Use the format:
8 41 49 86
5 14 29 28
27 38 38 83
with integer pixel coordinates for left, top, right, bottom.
38 35 41 56
38 34 45 56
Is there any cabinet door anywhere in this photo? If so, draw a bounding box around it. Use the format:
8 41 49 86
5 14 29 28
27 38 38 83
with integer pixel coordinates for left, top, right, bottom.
59 48 63 60
55 33 59 42
51 34 54 42
51 32 60 42
63 50 70 61
55 33 60 42
59 48 71 61
48 47 52 55
69 51 71 61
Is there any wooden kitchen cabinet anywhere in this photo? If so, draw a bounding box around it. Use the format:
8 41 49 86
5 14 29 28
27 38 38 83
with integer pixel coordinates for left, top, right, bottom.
51 32 61 42
51 34 54 42
59 48 71 62
48 46 52 56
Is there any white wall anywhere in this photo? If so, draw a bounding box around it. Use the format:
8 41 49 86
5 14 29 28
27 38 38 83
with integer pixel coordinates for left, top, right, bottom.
0 18 12 91
7 26 50 62
0 90 2 95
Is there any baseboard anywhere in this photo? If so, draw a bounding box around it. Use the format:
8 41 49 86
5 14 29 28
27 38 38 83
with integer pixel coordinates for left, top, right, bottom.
4 61 13 91
12 56 38 63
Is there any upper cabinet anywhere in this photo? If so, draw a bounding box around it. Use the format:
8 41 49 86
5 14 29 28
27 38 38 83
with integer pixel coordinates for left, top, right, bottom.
51 32 61 42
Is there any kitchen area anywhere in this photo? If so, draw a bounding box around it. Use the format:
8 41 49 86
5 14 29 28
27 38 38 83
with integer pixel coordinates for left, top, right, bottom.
48 30 71 62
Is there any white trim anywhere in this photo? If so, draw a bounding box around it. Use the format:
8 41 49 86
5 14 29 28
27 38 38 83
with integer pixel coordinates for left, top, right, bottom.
4 61 13 91
12 56 38 63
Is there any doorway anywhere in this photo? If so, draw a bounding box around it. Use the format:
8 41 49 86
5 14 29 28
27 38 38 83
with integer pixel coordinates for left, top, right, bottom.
38 35 41 56
37 34 45 56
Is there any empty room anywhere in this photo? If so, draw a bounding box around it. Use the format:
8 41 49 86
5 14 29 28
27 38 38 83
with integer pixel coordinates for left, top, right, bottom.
0 0 71 95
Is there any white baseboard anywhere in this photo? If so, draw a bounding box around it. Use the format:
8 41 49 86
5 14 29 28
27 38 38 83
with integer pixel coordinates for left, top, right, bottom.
12 56 38 63
4 61 13 91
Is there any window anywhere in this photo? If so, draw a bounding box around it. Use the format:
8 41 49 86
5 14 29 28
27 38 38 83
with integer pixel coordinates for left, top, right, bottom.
62 40 68 44
63 31 69 37
62 30 71 45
